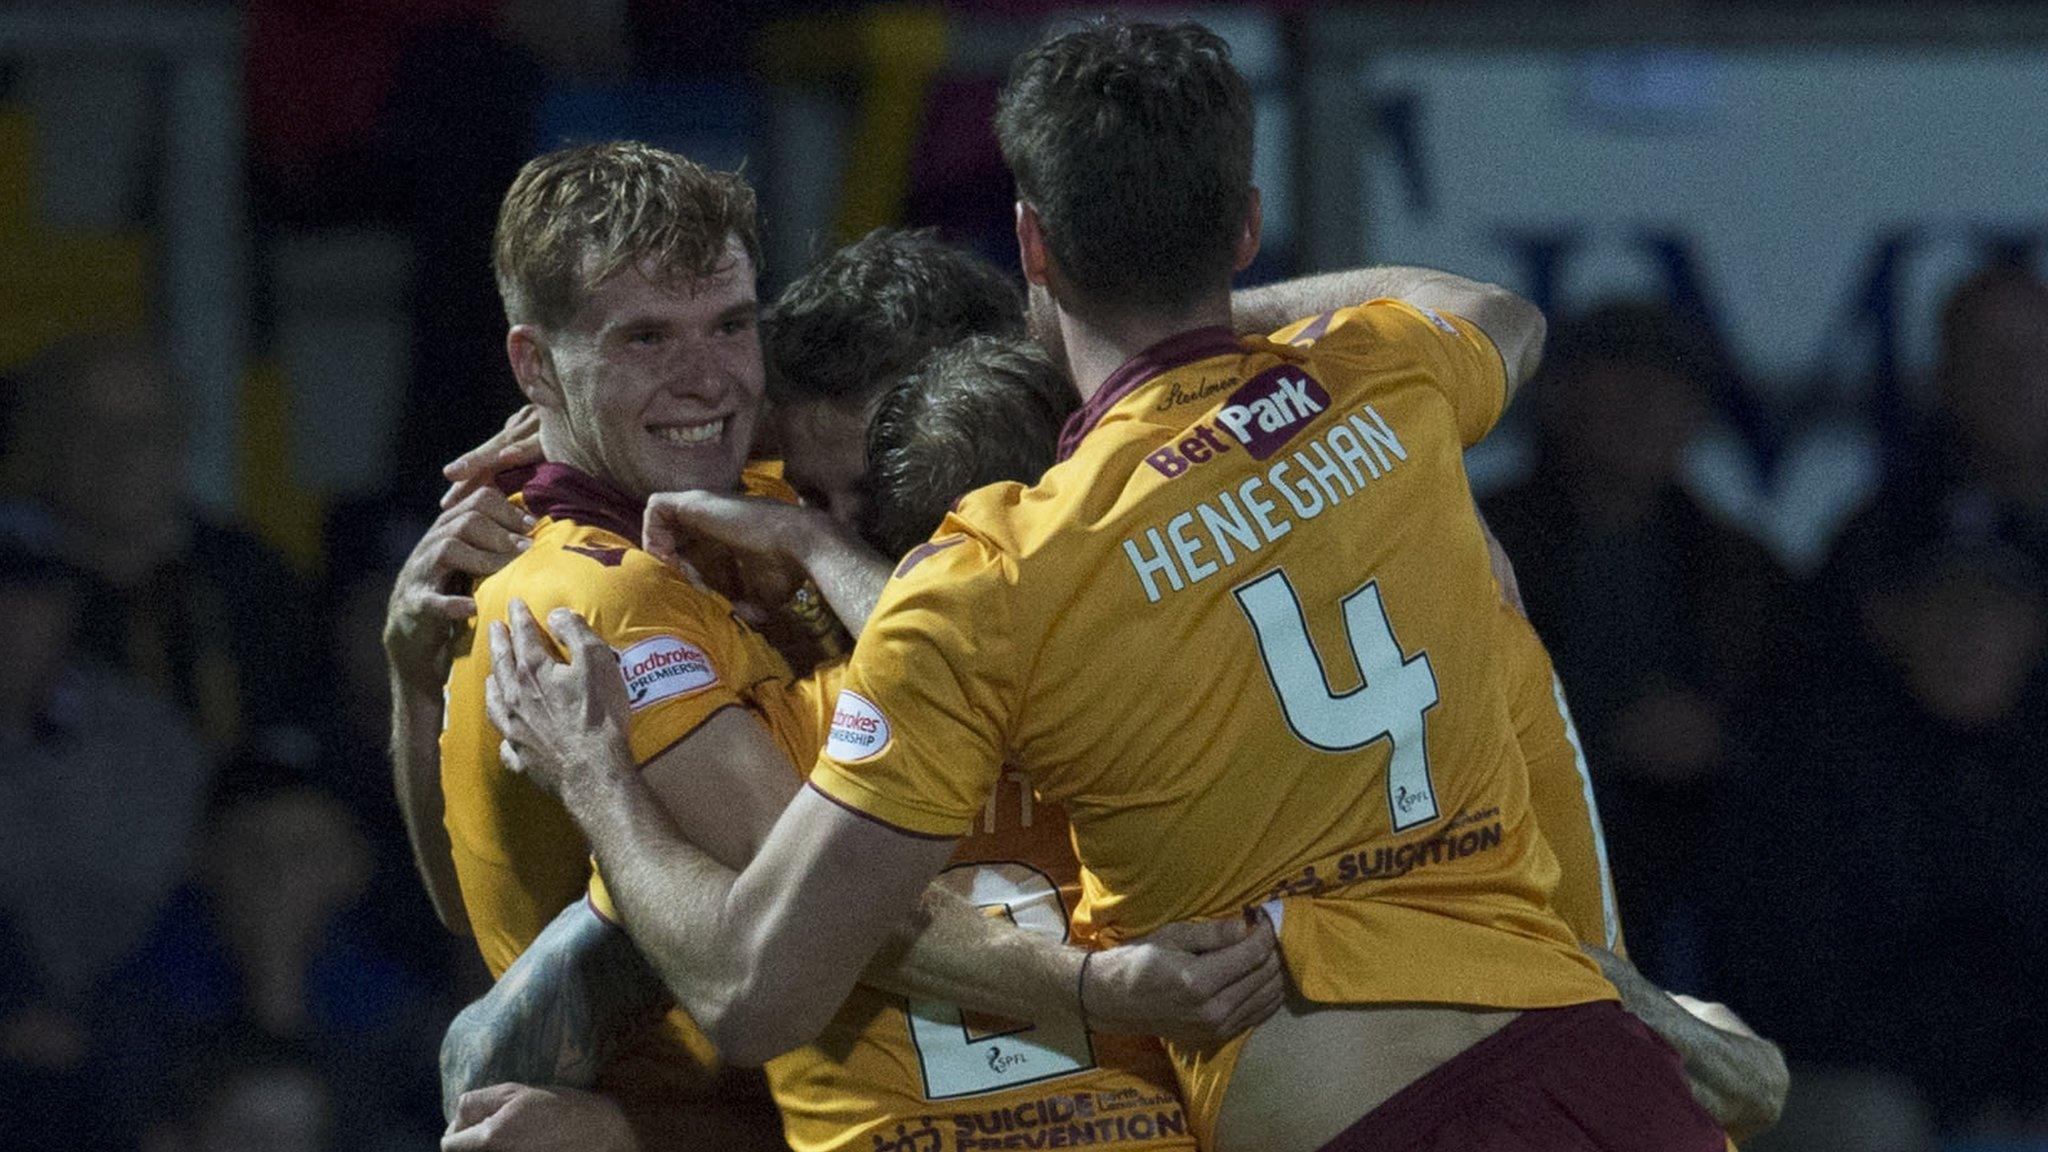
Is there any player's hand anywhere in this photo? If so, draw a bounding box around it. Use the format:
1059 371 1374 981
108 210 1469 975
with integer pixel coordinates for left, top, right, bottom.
643 490 832 624
385 488 537 685
443 405 545 508
644 490 830 565
443 1083 636 1152
1584 944 1787 1140
1082 911 1284 1045
486 601 634 805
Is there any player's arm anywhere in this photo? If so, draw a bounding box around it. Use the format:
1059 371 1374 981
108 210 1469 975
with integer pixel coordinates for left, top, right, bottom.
442 851 1271 1113
1233 265 1546 399
601 691 1108 1033
444 588 1265 1102
861 884 1277 1044
494 618 949 1068
384 487 538 933
439 897 667 1121
390 678 469 935
442 1083 636 1152
1585 945 1788 1141
438 690 823 1106
643 491 889 633
487 601 1283 1065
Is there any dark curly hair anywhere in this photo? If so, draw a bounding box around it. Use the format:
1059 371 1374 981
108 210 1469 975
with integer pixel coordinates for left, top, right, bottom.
995 19 1254 320
864 334 1077 558
765 227 1023 408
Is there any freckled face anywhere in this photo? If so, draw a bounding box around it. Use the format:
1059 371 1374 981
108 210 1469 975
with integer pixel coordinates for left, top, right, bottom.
549 240 765 500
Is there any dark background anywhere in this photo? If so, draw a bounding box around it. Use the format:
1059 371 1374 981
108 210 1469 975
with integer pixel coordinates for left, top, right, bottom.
0 2 2043 1149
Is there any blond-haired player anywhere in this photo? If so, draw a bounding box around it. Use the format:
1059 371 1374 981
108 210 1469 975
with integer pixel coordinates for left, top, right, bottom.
388 142 1280 1151
484 29 1737 1152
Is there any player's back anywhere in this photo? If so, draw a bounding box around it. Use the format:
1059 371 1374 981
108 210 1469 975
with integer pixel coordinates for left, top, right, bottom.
815 301 1616 1146
975 307 1599 988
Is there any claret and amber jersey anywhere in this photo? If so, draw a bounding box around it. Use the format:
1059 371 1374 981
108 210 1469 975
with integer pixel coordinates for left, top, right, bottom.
810 299 1615 1041
441 460 826 1079
444 462 1188 1151
712 664 1196 1152
1501 602 1627 956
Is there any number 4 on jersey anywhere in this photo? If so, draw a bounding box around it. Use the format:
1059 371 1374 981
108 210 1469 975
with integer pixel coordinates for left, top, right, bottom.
1234 570 1442 831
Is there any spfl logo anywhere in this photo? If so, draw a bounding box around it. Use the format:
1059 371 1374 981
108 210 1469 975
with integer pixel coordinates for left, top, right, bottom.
826 691 892 762
615 635 717 710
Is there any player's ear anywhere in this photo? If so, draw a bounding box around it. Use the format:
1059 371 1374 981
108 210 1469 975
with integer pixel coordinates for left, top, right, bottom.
507 325 565 412
1233 187 1263 274
1016 201 1052 287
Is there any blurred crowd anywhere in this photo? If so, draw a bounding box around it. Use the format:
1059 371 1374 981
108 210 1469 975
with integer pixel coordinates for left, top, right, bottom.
0 353 464 1148
1 3 2046 1151
1481 267 2048 1147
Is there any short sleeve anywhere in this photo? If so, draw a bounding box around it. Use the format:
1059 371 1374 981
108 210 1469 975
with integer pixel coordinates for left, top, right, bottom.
805 532 1019 839
788 658 849 772
1273 299 1509 447
569 550 751 765
586 865 622 924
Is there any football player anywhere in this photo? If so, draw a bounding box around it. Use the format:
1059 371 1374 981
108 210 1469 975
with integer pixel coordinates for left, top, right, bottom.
397 141 1279 1151
484 21 1728 1152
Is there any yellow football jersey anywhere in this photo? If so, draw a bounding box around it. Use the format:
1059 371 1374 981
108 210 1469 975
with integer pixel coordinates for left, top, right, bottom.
1502 603 1627 956
442 461 819 1079
651 659 1195 1152
809 301 1615 1090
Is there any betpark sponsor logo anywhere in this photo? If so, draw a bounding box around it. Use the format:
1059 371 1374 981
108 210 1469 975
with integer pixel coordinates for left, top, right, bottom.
1145 365 1333 479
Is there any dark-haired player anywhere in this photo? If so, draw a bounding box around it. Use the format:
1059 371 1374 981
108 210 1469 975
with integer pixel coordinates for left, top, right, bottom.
486 19 1727 1152
441 313 1780 1149
765 226 1025 535
654 332 1782 1147
417 209 1267 1151
860 335 1076 560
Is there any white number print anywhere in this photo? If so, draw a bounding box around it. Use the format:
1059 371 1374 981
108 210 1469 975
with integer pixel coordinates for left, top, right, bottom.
905 862 1096 1100
1234 570 1442 831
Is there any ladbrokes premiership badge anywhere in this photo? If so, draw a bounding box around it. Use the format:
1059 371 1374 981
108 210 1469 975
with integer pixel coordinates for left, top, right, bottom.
616 635 717 710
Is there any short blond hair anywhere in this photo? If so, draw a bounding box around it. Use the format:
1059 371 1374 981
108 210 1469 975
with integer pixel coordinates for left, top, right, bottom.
491 140 760 330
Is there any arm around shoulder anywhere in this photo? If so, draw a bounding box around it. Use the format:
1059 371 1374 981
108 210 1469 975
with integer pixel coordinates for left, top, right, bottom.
1420 279 1544 404
438 898 669 1121
391 668 472 935
1234 265 1545 402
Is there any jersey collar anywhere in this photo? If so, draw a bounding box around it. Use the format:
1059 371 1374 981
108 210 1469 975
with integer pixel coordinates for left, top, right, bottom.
502 462 644 544
1056 325 1243 462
